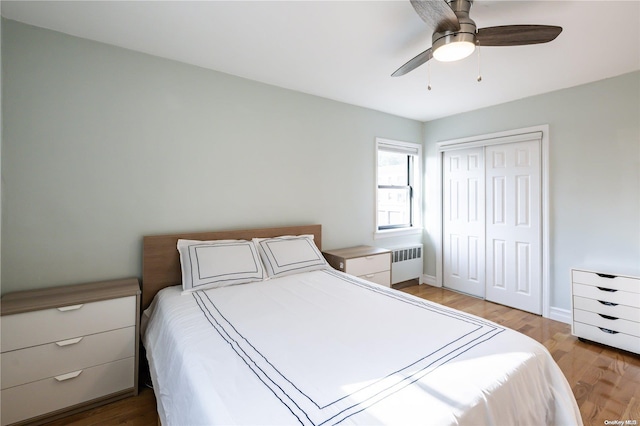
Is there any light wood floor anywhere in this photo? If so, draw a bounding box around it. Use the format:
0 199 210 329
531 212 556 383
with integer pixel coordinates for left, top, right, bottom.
45 283 640 426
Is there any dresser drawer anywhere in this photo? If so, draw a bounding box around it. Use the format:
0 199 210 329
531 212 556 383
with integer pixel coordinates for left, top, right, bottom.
0 357 135 426
573 296 640 323
1 296 136 352
574 309 640 338
346 254 390 277
1 326 135 389
572 270 640 294
358 270 391 287
573 322 640 354
572 283 640 307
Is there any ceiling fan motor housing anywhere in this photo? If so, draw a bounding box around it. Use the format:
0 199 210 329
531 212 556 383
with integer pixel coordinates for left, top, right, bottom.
432 0 477 60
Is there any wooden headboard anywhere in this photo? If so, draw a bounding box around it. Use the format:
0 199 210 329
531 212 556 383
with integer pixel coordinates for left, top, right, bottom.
141 224 322 310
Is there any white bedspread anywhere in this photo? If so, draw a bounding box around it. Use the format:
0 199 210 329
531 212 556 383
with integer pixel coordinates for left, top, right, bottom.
142 269 582 425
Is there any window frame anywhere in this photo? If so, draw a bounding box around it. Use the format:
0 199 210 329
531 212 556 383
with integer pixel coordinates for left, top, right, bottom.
374 138 423 238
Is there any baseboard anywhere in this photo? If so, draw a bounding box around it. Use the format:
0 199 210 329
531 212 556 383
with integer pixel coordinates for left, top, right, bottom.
418 276 571 322
548 306 572 324
421 274 439 286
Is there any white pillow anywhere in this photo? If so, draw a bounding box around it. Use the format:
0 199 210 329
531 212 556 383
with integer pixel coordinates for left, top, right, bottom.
253 235 328 278
177 239 266 292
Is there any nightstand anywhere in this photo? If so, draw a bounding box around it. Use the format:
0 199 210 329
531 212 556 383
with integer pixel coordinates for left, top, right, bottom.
323 246 392 287
0 278 140 426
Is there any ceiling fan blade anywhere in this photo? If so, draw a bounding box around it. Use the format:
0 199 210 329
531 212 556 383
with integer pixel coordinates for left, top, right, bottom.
476 25 562 47
410 0 460 33
392 47 433 77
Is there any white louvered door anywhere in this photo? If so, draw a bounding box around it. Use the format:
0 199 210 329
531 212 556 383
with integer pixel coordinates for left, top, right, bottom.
485 140 541 314
442 148 485 297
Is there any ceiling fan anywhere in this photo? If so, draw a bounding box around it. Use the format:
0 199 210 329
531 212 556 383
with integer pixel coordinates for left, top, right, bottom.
392 0 562 77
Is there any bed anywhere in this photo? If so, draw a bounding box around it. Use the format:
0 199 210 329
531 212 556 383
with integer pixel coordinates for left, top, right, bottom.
141 224 582 426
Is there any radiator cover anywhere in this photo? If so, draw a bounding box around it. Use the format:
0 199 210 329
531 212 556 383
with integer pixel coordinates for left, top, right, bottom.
388 244 423 284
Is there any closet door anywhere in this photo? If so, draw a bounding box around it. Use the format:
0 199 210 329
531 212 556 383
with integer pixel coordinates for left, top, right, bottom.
485 139 541 314
442 148 485 297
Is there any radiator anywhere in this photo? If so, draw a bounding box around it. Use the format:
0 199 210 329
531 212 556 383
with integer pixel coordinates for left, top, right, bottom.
388 244 423 284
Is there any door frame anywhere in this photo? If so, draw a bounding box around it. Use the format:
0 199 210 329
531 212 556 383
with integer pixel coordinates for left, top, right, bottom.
434 125 550 318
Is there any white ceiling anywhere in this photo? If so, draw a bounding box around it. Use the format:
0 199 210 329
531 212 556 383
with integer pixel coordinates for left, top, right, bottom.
3 0 640 121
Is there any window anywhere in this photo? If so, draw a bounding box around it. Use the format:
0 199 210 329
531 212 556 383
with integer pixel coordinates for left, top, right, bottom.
375 138 422 234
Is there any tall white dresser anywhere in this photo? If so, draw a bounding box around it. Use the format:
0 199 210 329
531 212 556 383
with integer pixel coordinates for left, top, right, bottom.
571 269 640 354
1 278 140 425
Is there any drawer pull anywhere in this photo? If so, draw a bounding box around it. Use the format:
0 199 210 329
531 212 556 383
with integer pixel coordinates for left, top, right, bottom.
55 370 83 381
598 300 619 307
596 273 617 279
364 274 375 278
55 337 83 347
596 287 618 293
598 327 619 335
598 314 619 321
57 304 84 312
365 256 375 260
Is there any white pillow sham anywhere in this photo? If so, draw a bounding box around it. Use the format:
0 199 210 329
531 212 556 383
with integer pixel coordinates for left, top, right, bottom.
177 239 266 292
253 235 329 278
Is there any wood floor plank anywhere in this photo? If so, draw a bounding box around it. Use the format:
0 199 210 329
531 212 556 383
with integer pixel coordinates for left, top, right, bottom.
42 387 157 426
42 284 639 426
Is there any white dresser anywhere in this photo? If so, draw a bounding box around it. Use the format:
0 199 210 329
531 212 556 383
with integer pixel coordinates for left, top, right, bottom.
323 246 392 287
571 269 640 354
1 278 140 425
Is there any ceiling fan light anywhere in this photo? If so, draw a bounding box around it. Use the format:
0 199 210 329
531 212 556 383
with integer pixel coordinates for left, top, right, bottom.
433 40 476 62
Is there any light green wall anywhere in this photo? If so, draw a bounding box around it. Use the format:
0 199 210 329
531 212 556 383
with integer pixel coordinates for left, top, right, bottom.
0 15 3 290
424 71 640 311
3 19 639 314
1 19 422 293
